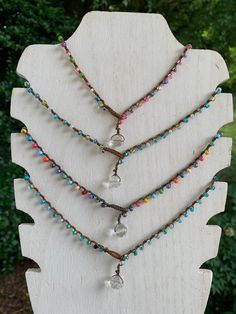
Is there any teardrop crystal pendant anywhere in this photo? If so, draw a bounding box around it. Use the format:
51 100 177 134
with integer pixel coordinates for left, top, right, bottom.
108 134 125 148
114 223 127 237
103 175 121 189
109 274 124 289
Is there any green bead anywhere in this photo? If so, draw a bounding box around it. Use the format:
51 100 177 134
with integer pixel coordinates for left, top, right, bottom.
61 173 67 179
139 246 144 251
124 254 129 260
79 235 84 242
86 240 91 246
58 35 64 42
66 223 71 229
72 230 77 235
159 189 164 194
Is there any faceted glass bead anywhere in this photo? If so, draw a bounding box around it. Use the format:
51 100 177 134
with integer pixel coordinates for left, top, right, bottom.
104 175 121 189
108 134 125 148
114 223 127 237
109 275 124 289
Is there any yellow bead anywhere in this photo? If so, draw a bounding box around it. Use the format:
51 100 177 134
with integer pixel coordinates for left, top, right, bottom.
143 198 149 203
21 128 28 134
187 168 192 173
204 149 209 155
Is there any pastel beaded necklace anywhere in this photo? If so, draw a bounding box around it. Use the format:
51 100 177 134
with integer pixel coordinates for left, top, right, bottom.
21 127 221 237
58 36 192 147
24 81 222 187
23 174 217 289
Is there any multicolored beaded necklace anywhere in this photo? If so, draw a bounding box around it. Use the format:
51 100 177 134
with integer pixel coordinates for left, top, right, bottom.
23 80 222 186
21 126 221 237
23 174 216 289
58 36 192 147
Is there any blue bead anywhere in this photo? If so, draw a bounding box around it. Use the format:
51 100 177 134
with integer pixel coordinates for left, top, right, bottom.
78 130 83 135
119 260 125 266
183 118 189 123
39 199 45 205
35 93 40 98
215 87 222 94
162 229 167 235
119 159 124 164
88 193 94 199
67 179 73 185
53 114 59 120
176 217 182 223
197 108 203 113
24 175 30 181
56 167 61 174
28 185 33 191
151 193 157 198
132 250 138 256
180 173 185 178
183 211 188 218
93 244 98 249
215 133 221 138
189 206 194 212
204 103 210 108
128 206 134 211
137 145 143 151
123 152 129 157
166 184 171 189
62 120 68 125
203 192 209 197
79 235 84 242
196 200 202 204
149 92 155 97
37 150 43 155
26 135 32 141
147 240 152 245
34 192 40 198
92 138 97 143
155 233 161 239
27 87 33 93
95 96 100 102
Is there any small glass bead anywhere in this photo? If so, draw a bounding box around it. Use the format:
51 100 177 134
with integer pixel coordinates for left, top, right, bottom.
114 223 127 237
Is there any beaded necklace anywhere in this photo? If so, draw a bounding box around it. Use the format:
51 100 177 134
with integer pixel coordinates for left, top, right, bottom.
23 174 216 289
21 127 221 237
24 81 222 186
58 36 192 147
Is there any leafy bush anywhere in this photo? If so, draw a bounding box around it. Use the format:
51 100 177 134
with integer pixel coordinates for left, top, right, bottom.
0 0 235 312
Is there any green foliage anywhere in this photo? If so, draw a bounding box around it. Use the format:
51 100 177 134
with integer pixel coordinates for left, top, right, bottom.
0 0 235 312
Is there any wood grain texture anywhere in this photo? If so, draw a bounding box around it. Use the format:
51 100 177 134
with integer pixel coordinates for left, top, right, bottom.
11 11 233 314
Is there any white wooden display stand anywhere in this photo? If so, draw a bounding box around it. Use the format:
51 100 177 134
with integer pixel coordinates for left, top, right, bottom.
11 11 233 314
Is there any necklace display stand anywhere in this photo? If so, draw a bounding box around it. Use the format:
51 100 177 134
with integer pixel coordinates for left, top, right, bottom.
11 11 233 314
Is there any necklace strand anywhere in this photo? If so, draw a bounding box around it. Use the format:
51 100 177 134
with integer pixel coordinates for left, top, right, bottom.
21 127 221 237
23 175 216 289
24 81 222 185
58 36 192 140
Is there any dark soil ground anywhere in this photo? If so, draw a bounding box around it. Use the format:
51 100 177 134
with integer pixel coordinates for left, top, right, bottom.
0 261 35 314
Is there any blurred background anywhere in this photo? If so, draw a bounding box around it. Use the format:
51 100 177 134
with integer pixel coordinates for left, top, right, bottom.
0 1 235 313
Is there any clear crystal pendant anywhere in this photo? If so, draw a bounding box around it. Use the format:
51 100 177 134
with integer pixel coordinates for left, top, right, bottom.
103 175 121 189
114 222 127 237
109 275 124 289
108 134 125 148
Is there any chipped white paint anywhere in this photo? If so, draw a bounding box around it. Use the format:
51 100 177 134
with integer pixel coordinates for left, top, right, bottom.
11 11 233 314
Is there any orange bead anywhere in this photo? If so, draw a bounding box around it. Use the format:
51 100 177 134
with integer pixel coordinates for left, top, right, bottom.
173 177 179 184
43 157 49 162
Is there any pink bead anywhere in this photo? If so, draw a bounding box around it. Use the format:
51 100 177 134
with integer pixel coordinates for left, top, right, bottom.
199 155 204 161
143 96 149 102
32 143 38 148
75 67 80 72
168 74 172 79
135 201 141 207
186 44 192 50
121 114 127 120
177 59 182 65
